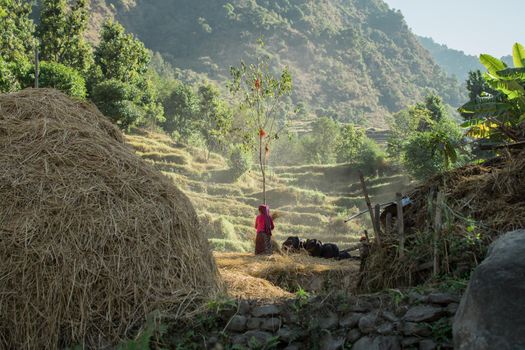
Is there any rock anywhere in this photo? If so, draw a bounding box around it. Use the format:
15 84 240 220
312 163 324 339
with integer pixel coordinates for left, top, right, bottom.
446 303 459 316
453 230 525 350
401 337 420 347
340 313 362 328
403 305 445 322
242 330 274 347
358 312 379 334
284 343 303 350
252 304 280 317
377 322 394 335
320 333 345 350
226 315 247 332
282 311 300 325
426 293 459 305
277 327 295 343
247 317 263 330
232 334 246 346
408 291 425 304
381 311 399 323
401 322 432 337
419 339 437 350
319 311 339 330
261 317 281 332
212 343 224 350
238 300 251 315
350 301 374 313
352 336 401 350
347 328 361 343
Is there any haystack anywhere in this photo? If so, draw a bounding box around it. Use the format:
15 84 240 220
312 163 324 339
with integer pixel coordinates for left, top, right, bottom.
0 89 221 348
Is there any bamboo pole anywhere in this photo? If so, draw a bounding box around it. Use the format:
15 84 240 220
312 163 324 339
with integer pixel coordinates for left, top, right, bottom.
385 212 392 235
396 193 405 259
358 171 381 245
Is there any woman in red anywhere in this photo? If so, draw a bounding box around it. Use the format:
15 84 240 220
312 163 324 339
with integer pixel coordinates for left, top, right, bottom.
255 204 274 255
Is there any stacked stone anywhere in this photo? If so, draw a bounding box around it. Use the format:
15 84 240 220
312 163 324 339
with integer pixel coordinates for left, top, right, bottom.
209 291 460 350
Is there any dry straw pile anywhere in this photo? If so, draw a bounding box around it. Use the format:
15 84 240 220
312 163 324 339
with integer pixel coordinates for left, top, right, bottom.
0 89 221 348
361 151 525 291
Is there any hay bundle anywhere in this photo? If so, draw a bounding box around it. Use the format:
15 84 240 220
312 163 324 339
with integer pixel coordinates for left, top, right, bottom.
0 89 221 348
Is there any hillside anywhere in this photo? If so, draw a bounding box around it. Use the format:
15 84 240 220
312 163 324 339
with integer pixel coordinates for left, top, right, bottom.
125 129 411 252
85 0 466 127
417 36 483 81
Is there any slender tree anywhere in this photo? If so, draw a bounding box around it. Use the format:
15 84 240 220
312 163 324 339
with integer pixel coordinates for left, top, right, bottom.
229 42 293 203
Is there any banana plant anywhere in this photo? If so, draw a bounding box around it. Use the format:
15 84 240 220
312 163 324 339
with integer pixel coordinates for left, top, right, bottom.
459 43 525 142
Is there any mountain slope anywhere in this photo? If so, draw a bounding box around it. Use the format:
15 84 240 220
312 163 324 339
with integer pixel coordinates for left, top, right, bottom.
417 36 483 81
92 0 465 127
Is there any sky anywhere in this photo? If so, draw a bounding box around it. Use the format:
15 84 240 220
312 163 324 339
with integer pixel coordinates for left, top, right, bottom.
382 0 525 57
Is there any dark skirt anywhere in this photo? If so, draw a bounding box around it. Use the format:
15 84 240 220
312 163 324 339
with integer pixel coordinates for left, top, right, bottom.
255 231 272 255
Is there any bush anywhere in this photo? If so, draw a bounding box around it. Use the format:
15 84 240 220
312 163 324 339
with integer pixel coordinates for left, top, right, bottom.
357 138 387 174
227 145 252 179
37 61 87 98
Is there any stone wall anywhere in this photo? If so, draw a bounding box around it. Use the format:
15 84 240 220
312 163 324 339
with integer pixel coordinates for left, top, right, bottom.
196 290 460 350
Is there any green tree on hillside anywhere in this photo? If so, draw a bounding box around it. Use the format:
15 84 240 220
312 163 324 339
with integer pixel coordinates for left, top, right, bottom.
336 124 366 163
229 42 293 203
303 117 340 164
90 20 163 129
161 82 199 138
0 0 35 92
198 83 233 156
38 0 92 73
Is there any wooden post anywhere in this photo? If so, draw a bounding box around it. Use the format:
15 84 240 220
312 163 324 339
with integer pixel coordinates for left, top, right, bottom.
374 203 381 239
396 193 405 259
433 191 444 276
34 45 39 89
359 171 381 245
385 212 392 235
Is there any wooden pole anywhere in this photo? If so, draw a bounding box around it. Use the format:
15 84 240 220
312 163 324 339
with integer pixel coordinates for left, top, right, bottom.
433 191 444 276
374 203 381 239
34 45 39 89
359 171 381 245
396 193 405 259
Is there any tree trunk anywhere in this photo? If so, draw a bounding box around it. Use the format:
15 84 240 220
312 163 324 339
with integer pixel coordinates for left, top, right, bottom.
259 136 266 204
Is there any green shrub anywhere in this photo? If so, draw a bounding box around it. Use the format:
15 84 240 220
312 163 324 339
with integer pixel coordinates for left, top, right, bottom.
227 145 252 179
37 61 87 98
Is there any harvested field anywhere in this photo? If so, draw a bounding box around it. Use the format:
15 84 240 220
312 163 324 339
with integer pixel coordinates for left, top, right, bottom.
215 252 360 299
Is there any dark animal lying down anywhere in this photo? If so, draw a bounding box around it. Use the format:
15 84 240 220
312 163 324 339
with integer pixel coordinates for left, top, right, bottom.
282 237 352 260
282 236 305 252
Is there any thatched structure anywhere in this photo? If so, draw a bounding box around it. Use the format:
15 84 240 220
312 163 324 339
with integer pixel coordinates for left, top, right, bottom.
0 89 221 348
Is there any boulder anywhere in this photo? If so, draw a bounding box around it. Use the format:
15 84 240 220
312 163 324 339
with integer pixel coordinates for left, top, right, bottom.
352 336 401 350
340 313 362 328
453 230 525 349
319 311 339 330
247 317 264 330
358 312 380 334
261 317 281 332
320 333 345 350
226 315 247 332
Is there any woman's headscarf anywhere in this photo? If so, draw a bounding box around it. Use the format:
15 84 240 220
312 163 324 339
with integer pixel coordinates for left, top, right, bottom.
258 204 272 235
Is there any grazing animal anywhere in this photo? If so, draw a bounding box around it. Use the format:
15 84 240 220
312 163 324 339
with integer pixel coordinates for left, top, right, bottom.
304 239 323 257
321 243 340 259
282 236 301 252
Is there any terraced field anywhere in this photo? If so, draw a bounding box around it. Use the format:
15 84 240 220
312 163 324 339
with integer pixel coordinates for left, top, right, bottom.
125 130 412 252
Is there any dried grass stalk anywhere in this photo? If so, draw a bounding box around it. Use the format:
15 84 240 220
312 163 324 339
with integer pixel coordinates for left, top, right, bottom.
0 89 222 349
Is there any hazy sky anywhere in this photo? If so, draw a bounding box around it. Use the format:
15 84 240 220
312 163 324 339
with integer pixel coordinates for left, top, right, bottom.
383 0 524 57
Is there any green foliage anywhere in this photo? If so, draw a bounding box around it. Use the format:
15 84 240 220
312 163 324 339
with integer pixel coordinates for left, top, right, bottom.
227 145 253 180
336 124 366 163
0 58 23 93
389 94 467 180
38 0 93 73
161 82 199 139
32 61 87 98
93 20 150 82
0 0 35 63
198 83 234 153
459 43 525 142
91 79 150 129
115 311 167 350
356 137 387 174
90 20 163 129
302 116 340 164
